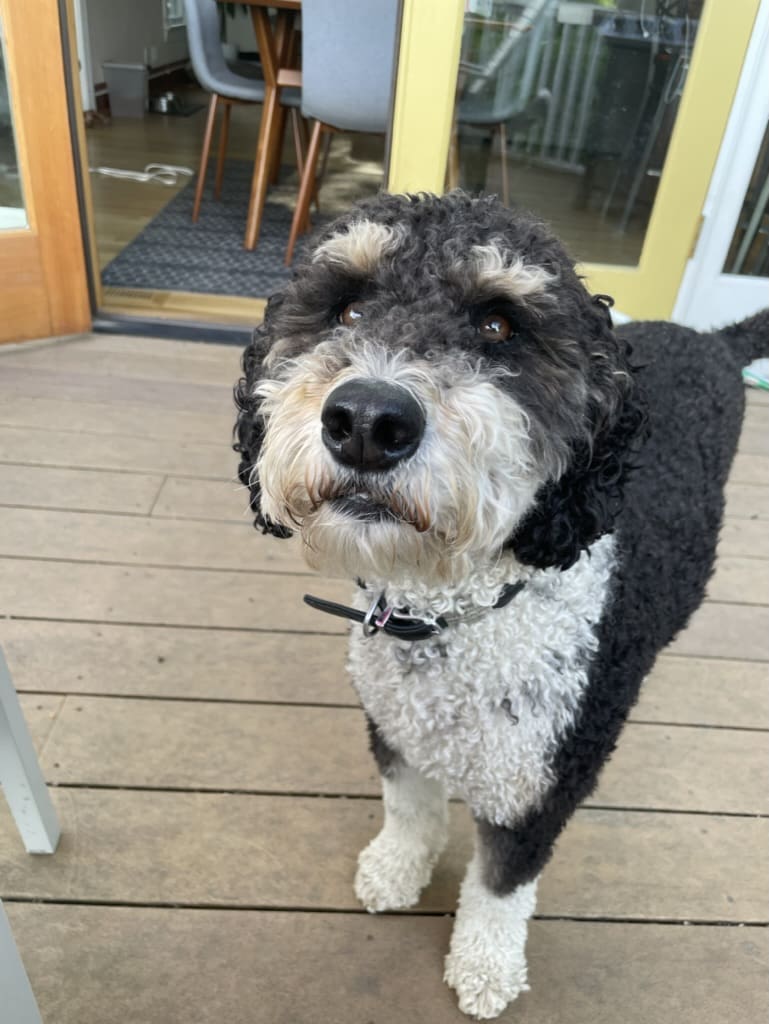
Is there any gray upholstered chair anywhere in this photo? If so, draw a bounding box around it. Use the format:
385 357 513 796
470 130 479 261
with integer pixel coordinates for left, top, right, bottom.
284 0 400 263
184 0 301 222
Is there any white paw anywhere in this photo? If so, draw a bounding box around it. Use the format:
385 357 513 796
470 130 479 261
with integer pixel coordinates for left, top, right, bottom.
354 830 440 912
444 946 528 1020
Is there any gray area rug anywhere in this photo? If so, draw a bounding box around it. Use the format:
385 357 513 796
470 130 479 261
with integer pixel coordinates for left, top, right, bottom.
102 160 323 298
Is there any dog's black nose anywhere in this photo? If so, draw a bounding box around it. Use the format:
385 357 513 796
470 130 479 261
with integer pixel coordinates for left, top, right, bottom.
321 379 425 472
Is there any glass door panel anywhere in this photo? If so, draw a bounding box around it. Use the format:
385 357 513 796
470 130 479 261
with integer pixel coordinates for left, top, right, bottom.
0 11 27 230
388 0 760 319
73 0 402 322
451 0 703 267
723 119 769 278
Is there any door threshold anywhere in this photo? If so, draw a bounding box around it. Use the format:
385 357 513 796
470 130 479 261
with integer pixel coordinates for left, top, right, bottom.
101 286 266 327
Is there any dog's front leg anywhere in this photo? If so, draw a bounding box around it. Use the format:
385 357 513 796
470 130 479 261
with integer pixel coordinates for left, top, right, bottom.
354 718 448 912
445 825 539 1020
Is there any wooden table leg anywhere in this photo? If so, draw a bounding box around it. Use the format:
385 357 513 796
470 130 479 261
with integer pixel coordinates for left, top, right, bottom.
245 7 292 251
245 85 280 251
268 14 294 186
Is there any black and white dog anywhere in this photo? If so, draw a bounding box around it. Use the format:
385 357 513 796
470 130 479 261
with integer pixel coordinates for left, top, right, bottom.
235 192 767 1019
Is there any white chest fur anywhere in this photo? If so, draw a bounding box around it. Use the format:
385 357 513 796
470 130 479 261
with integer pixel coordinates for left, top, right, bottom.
348 536 615 826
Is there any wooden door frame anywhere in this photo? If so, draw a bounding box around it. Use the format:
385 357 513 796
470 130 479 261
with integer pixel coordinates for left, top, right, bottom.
0 0 91 345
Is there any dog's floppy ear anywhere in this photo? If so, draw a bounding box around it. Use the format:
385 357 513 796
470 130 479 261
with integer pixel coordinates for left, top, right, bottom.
509 298 647 570
233 318 293 539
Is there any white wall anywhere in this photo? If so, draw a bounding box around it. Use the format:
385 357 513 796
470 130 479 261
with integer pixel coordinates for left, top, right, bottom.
220 6 258 53
85 0 189 81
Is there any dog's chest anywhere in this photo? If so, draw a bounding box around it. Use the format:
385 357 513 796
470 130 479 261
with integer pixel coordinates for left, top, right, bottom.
348 539 615 825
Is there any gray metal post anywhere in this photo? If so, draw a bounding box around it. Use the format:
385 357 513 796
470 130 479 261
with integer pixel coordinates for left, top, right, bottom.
0 900 44 1024
0 647 60 854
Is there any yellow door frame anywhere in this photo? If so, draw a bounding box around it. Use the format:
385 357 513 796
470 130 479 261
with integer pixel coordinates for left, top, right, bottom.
387 0 760 320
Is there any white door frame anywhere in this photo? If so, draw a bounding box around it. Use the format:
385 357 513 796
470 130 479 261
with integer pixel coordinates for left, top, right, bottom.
673 0 769 329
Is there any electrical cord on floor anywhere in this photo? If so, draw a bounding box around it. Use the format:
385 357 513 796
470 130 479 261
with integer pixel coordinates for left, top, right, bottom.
89 163 194 186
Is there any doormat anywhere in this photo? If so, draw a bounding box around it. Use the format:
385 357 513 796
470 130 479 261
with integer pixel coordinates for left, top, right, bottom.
101 159 324 299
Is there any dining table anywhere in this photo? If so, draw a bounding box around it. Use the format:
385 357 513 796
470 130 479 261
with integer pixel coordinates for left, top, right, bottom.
216 0 302 250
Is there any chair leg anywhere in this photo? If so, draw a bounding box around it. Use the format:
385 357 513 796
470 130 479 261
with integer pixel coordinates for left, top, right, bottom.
270 106 289 185
298 116 319 222
245 83 280 251
0 901 43 1024
288 111 312 233
286 119 324 265
214 99 232 200
290 108 304 180
499 122 510 207
193 92 220 222
316 131 334 207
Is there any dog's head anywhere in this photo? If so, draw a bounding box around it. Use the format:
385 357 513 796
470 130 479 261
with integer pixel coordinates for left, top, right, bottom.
235 192 645 584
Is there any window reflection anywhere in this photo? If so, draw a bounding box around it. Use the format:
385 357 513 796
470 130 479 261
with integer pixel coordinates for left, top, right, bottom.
723 120 769 277
453 0 703 265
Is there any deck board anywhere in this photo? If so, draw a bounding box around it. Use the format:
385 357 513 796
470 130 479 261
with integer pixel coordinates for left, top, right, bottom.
21 694 768 815
708 555 769 604
0 505 764 585
0 619 350 704
1 333 767 1023
0 791 765 921
3 621 767 726
0 558 348 631
0 364 231 410
0 463 165 515
670 601 769 661
6 905 767 1024
0 394 232 443
0 507 308 573
725 482 769 519
0 424 230 477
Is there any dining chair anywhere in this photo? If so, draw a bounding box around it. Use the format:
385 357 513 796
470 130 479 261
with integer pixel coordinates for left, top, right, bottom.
284 0 400 264
184 0 302 222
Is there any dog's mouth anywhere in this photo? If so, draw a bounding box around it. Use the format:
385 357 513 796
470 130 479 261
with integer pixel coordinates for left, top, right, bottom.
319 490 431 533
329 494 400 524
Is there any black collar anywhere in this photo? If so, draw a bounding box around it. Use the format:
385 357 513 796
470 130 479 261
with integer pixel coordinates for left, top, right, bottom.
303 580 526 642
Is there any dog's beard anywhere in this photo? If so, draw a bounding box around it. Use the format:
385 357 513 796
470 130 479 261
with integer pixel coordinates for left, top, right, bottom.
255 343 554 585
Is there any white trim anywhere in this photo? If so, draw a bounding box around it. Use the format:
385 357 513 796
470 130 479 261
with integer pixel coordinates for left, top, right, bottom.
72 0 96 112
163 0 186 38
673 0 769 328
0 206 27 230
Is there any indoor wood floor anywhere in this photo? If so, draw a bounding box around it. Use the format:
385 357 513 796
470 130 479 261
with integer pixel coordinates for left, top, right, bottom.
0 333 767 1023
86 90 387 270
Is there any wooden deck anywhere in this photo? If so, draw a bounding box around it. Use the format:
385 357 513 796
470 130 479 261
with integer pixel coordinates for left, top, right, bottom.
0 333 767 1023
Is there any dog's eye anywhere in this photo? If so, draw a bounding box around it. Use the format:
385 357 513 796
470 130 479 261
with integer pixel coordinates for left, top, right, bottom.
338 302 365 326
477 312 514 342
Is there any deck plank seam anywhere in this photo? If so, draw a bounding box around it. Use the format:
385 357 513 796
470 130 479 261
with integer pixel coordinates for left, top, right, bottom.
2 896 766 926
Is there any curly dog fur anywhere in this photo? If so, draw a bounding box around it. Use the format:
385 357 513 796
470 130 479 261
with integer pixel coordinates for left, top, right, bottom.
234 191 767 1018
